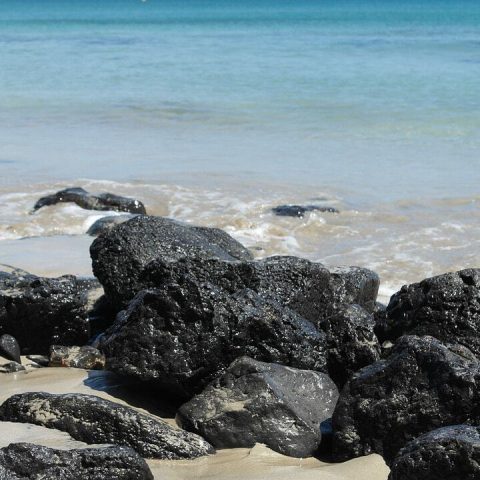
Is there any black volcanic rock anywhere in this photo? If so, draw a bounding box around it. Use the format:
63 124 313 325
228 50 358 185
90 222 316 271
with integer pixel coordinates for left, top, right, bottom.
100 279 327 399
49 345 105 369
0 443 153 480
32 187 146 214
87 214 139 236
0 271 100 355
177 356 339 457
389 425 480 480
0 334 21 363
272 205 339 217
331 335 480 464
375 269 480 356
0 361 25 373
319 304 381 387
0 392 214 459
90 215 253 305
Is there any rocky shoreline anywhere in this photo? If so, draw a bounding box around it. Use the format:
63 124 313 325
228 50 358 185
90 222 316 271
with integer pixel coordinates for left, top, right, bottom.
0 190 479 478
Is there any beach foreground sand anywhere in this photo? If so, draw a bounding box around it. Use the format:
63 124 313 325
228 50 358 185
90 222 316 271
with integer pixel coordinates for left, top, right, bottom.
0 364 389 480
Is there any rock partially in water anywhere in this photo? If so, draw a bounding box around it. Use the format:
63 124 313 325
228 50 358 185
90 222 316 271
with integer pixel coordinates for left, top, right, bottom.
101 279 327 399
90 215 253 305
389 425 480 480
0 271 100 355
49 345 105 370
0 361 25 373
375 269 480 356
87 214 139 236
319 304 381 387
0 392 214 459
177 356 338 458
0 443 153 480
272 205 339 217
331 335 480 464
0 334 21 363
32 187 147 214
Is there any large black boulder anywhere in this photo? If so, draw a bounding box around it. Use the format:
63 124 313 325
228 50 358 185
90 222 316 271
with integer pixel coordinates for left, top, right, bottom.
389 425 480 480
90 215 253 305
177 356 339 457
0 443 153 480
319 304 381 387
32 187 146 214
100 279 327 399
0 271 100 355
375 269 480 356
0 392 214 459
331 335 480 464
86 214 139 236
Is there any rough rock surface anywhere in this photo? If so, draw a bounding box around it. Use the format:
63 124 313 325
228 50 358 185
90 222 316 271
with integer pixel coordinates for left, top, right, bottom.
331 335 480 464
0 271 99 354
389 425 480 480
0 443 153 480
49 345 105 369
319 304 381 387
375 269 480 356
177 356 339 457
90 215 253 305
0 361 25 373
0 333 21 363
272 205 339 217
101 279 327 399
130 255 379 325
32 187 146 214
86 214 139 236
0 392 214 459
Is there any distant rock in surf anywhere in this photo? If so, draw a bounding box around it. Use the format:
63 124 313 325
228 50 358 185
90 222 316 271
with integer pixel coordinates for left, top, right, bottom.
0 392 214 459
86 214 139 236
0 443 153 480
272 204 339 217
389 425 480 480
177 356 339 458
32 187 146 214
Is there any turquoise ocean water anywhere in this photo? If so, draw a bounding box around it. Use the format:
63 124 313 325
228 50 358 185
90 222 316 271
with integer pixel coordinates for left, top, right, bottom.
1 0 480 297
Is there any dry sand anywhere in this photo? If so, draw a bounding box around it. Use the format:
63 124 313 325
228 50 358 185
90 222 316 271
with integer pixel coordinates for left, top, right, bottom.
0 366 390 480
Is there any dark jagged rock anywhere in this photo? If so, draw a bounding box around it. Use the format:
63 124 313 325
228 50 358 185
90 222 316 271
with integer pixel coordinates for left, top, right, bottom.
26 355 49 367
0 443 153 480
101 279 327 399
87 214 139 236
90 215 253 305
319 304 381 387
0 333 21 363
125 254 379 325
32 187 146 214
331 335 480 464
0 361 25 373
0 271 100 355
375 269 480 356
49 345 105 369
389 425 480 480
177 356 338 457
0 392 214 459
272 205 339 217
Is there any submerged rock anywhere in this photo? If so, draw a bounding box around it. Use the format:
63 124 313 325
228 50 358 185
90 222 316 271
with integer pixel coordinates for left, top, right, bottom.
32 187 146 214
389 425 480 480
0 271 99 355
331 335 480 464
177 356 339 457
101 279 327 399
0 443 153 480
49 345 105 370
0 392 214 459
0 361 25 373
375 269 480 356
0 333 21 363
86 214 139 236
90 215 253 305
272 205 339 217
319 304 381 387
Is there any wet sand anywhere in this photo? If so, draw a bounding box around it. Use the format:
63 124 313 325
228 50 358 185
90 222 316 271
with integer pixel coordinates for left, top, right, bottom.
0 366 390 480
